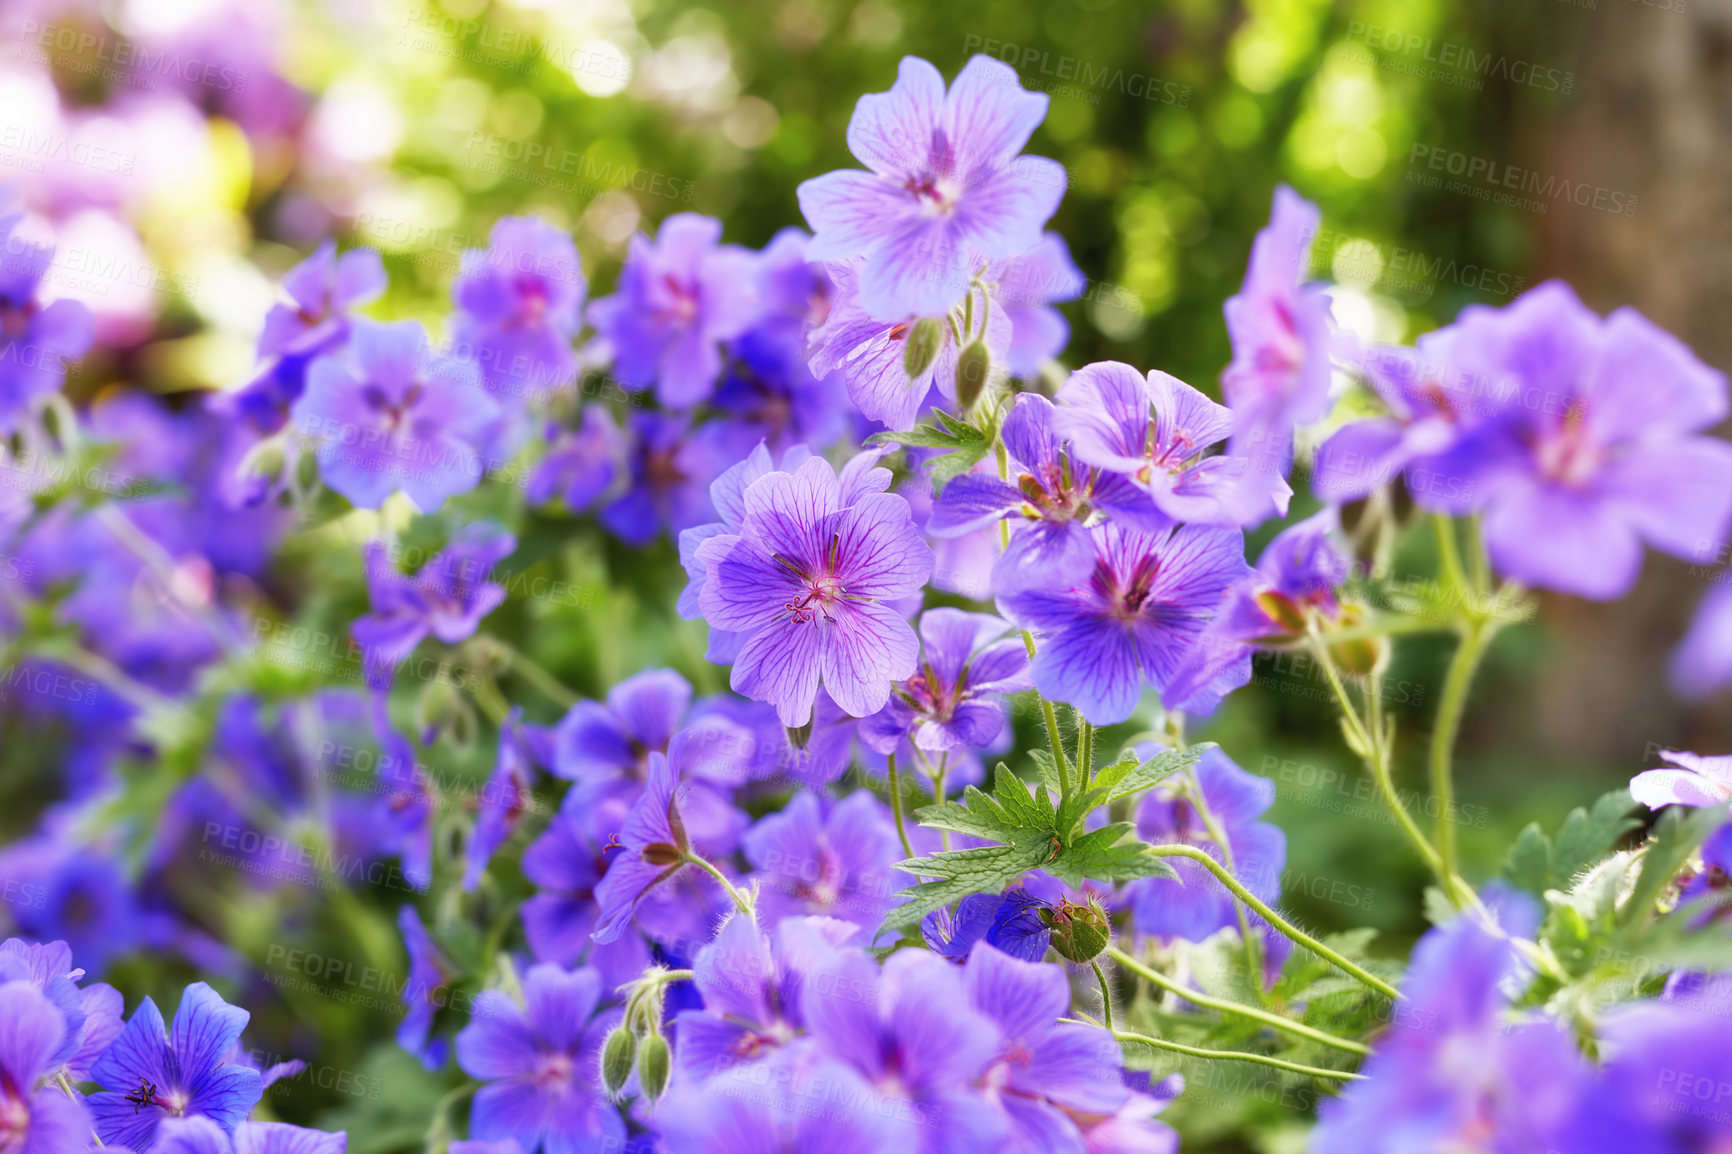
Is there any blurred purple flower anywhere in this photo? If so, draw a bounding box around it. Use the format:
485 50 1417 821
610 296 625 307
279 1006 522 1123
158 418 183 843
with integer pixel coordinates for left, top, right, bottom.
743 791 901 933
351 523 515 691
292 319 498 510
694 455 933 726
923 890 1051 963
997 522 1252 726
858 608 1030 755
0 979 93 1152
712 325 850 456
396 906 454 1069
88 982 264 1149
455 964 624 1154
798 55 1065 320
0 220 94 436
600 410 740 547
1671 578 1732 700
463 709 546 892
1629 748 1732 811
526 405 620 513
985 232 1085 376
587 213 758 408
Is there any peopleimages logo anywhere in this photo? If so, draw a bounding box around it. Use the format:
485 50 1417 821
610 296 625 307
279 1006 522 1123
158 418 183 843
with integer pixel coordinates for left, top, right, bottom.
1343 23 1575 93
1406 144 1638 218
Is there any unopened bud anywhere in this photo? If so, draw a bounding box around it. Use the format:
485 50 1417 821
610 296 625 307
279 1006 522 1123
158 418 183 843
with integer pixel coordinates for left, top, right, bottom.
1041 897 1112 963
955 340 991 410
600 1027 636 1100
415 677 475 751
1253 590 1309 640
637 1033 671 1101
902 317 944 380
238 436 287 486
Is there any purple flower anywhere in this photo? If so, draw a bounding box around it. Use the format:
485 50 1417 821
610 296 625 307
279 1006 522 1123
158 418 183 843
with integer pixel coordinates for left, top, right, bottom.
922 890 1052 963
600 411 739 547
986 233 1086 376
858 608 1030 755
219 241 385 435
396 906 454 1069
526 405 620 513
1220 186 1335 518
807 259 1011 432
1081 1072 1182 1154
455 964 624 1154
1399 282 1732 599
712 325 850 456
451 215 585 416
1123 746 1286 946
742 791 902 933
965 944 1131 1152
590 751 699 945
1629 749 1732 811
997 522 1253 725
586 213 758 408
1557 1000 1732 1152
797 55 1065 320
672 912 860 1081
0 937 122 1081
552 669 754 850
88 982 265 1149
927 392 1160 596
810 944 1011 1150
694 454 933 726
464 710 544 892
0 223 94 436
657 1050 897 1154
1312 899 1588 1154
154 1117 351 1154
292 319 499 510
1672 578 1732 700
1057 360 1292 526
0 979 93 1153
351 523 516 690
1164 507 1353 714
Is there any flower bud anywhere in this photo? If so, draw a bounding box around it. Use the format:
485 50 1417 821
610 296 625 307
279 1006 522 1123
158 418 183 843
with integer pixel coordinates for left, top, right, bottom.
902 317 944 380
636 1033 671 1101
600 1027 636 1100
1329 603 1387 677
955 340 991 411
1041 897 1112 963
415 677 476 751
1252 589 1309 640
237 436 287 487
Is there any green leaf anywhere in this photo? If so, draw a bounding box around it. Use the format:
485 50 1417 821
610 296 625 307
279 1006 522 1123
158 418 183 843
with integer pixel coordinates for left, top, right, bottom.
1045 826 1179 889
880 841 1051 929
865 410 995 492
1500 788 1642 897
1620 805 1723 928
1103 743 1211 805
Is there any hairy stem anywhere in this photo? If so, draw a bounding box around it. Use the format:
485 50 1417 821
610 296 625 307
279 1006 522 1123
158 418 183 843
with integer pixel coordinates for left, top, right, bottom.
1430 618 1492 889
1066 1020 1365 1082
1143 843 1400 1001
1107 947 1370 1056
683 853 754 916
886 752 916 860
1091 960 1116 1032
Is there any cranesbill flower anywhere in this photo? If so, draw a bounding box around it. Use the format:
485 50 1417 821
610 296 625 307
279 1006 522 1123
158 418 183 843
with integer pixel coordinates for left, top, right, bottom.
1220 186 1335 520
807 259 1011 432
657 1051 897 1154
0 979 93 1153
923 890 1051 963
1406 282 1732 599
695 455 933 726
1671 578 1732 701
1628 748 1732 811
0 223 94 436
0 937 122 1080
858 608 1031 755
396 906 455 1069
927 392 1159 597
1311 899 1589 1154
1057 360 1292 526
153 1116 351 1154
293 319 499 511
1123 745 1286 947
591 751 699 944
464 709 546 892
966 944 1131 1153
800 942 1008 1151
600 411 740 547
455 964 624 1154
997 522 1253 725
1163 507 1353 714
351 523 516 690
519 815 653 990
218 240 386 435
553 669 754 849
797 55 1066 320
1556 999 1732 1151
672 912 860 1082
712 325 850 456
985 233 1086 377
526 405 620 513
88 982 265 1149
742 792 901 933
586 213 758 408
451 216 585 422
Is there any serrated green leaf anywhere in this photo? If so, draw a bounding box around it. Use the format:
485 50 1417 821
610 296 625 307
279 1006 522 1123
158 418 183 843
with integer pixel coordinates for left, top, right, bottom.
1045 827 1179 888
912 796 1018 841
1029 748 1063 796
1553 791 1643 884
993 762 1050 828
1503 821 1553 896
880 841 1051 931
1103 744 1211 805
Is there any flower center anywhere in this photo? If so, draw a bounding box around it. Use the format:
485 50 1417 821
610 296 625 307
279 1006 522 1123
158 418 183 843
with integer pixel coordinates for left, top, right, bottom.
773 544 855 626
0 1093 28 1142
905 666 958 721
0 298 35 342
657 274 699 326
1534 404 1601 487
1098 554 1161 619
534 1050 574 1091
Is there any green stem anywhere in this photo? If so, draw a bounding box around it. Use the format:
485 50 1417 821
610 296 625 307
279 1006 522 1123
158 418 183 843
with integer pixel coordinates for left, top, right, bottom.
466 673 512 727
58 1072 102 1147
498 643 580 710
886 752 916 860
1433 513 1467 594
1182 764 1265 997
684 853 754 916
1091 960 1115 1032
1076 717 1094 788
1144 844 1400 1001
1107 947 1370 1056
1070 1020 1365 1082
1430 619 1492 889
